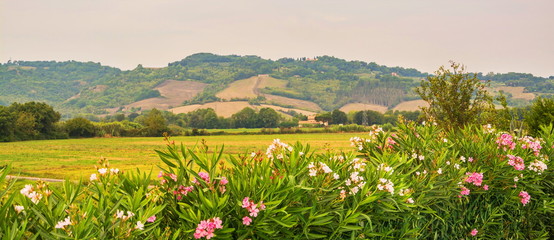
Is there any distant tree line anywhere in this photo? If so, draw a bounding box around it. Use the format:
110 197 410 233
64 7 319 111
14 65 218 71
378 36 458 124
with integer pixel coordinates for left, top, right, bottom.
3 96 554 142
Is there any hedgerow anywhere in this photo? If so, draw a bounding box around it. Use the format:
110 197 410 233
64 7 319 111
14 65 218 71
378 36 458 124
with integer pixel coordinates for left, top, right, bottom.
1 119 553 239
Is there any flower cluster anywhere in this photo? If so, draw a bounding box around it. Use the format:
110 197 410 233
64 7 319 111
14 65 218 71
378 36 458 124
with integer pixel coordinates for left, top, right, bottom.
192 172 211 184
55 216 72 229
242 197 266 220
377 178 394 195
20 184 48 204
368 125 383 139
308 162 333 177
459 186 470 197
194 217 223 239
14 205 24 213
465 172 483 186
528 159 548 174
350 158 367 171
173 185 194 200
349 136 368 150
496 133 516 151
520 136 542 156
378 163 394 174
115 210 135 220
157 171 177 185
90 168 120 181
345 172 366 195
483 123 495 134
507 155 525 170
519 191 531 206
266 139 293 160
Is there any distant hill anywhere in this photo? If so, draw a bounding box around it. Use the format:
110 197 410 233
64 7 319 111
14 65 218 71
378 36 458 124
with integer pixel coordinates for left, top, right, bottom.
1 53 552 117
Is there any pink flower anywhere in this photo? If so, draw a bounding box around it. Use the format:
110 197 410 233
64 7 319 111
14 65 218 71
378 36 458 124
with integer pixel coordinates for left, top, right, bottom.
470 229 478 236
465 172 483 186
242 197 251 208
157 171 164 178
147 215 156 223
496 133 516 151
519 191 531 206
242 197 265 218
507 154 525 170
460 186 470 196
198 172 210 183
194 217 223 239
169 173 178 182
483 185 489 190
220 177 228 185
242 216 252 225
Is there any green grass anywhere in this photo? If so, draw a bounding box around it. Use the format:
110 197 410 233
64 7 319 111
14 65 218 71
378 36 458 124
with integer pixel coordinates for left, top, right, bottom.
0 133 363 180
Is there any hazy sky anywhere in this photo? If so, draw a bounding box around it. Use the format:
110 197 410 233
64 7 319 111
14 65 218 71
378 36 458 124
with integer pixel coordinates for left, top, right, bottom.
1 0 553 77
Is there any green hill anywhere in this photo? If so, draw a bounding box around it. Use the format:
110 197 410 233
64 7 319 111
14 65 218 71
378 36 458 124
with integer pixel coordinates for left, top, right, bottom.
1 53 552 117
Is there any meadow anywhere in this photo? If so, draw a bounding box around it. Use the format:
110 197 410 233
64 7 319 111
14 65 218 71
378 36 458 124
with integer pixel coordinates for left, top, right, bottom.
0 132 361 180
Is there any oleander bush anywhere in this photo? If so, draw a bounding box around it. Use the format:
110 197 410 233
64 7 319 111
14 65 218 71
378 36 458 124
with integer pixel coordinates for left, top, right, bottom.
1 119 553 239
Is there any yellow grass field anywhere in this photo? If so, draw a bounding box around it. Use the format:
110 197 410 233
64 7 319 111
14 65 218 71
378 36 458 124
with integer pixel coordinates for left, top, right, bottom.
0 133 365 180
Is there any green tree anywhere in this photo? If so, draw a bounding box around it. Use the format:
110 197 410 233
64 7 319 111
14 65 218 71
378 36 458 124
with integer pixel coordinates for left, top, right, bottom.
353 110 384 126
415 62 493 129
331 109 348 125
0 106 15 141
525 97 554 135
257 108 280 128
9 102 61 139
231 107 258 128
143 108 168 136
186 108 220 129
315 112 332 124
65 117 96 138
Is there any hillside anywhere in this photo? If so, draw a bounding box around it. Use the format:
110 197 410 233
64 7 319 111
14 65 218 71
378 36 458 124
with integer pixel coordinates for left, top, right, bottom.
1 53 552 117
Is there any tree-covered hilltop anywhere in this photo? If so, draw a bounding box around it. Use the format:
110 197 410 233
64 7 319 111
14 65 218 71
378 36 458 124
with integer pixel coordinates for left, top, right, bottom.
1 53 552 116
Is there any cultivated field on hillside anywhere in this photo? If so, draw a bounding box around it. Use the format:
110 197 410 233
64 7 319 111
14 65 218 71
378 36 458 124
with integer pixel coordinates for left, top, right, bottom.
339 103 388 113
392 100 428 112
0 133 362 180
123 80 207 111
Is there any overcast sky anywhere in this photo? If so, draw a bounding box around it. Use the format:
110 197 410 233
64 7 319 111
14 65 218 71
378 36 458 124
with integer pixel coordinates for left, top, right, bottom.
1 0 553 77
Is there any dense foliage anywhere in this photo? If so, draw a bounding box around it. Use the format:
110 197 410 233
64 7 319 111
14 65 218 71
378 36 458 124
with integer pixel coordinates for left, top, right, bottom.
1 120 552 239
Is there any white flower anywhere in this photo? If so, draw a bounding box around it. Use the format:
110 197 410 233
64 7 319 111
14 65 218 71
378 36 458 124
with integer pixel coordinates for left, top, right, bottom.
115 210 125 219
350 186 360 194
514 176 519 182
454 164 460 169
98 168 108 175
333 173 340 180
110 168 120 174
28 191 42 204
437 168 443 175
406 198 414 204
250 152 256 157
55 216 71 229
20 184 33 197
418 155 425 161
90 173 98 181
14 205 24 213
135 221 144 230
309 169 317 177
126 211 135 219
321 163 333 173
443 138 448 143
